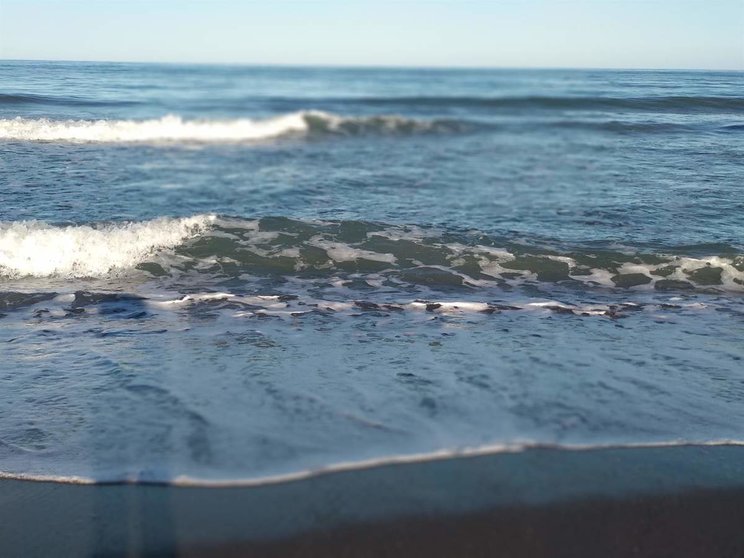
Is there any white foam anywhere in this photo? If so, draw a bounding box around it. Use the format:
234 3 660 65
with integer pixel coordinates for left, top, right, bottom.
0 111 444 143
140 292 708 320
565 258 744 291
310 238 397 264
0 215 214 278
0 113 310 143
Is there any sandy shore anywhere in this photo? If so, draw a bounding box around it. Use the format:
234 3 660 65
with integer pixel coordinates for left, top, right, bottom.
2 444 744 557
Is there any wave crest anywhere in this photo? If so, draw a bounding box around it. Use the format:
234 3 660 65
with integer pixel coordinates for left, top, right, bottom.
0 215 214 278
2 215 743 292
0 111 459 143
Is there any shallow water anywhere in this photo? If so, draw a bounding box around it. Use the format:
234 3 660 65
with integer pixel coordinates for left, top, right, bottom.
1 62 743 482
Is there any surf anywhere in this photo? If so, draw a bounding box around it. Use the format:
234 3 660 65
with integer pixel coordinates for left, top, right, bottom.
0 111 463 143
1 215 743 293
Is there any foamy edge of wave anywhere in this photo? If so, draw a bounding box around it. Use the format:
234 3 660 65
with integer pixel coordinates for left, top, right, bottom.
145 293 700 319
0 111 451 143
2 440 742 487
0 215 215 278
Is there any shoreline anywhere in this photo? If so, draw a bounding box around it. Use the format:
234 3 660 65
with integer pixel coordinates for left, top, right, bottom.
2 439 744 487
2 444 744 556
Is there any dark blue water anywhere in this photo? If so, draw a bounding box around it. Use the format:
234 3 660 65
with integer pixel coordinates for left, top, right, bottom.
1 61 743 483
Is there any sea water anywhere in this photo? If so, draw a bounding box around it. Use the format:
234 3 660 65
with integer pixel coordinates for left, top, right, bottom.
1 61 743 483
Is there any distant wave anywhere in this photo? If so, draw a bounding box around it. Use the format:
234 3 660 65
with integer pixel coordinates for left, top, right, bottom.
0 112 465 143
1 215 743 292
319 95 744 113
0 92 139 107
542 120 742 135
4 91 743 114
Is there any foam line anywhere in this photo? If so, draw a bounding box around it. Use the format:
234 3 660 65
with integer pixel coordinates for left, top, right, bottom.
1 440 742 487
0 111 455 143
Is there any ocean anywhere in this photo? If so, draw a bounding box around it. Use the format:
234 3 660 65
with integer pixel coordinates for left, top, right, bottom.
0 61 743 484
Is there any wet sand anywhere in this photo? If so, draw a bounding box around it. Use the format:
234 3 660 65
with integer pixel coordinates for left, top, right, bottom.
2 444 744 557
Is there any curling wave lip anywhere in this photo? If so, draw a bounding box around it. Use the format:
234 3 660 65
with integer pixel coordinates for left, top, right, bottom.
0 215 215 278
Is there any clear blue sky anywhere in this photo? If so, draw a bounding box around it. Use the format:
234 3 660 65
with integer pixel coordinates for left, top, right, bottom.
1 0 742 69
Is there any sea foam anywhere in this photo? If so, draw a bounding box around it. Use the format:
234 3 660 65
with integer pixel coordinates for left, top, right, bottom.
0 215 213 278
0 112 452 143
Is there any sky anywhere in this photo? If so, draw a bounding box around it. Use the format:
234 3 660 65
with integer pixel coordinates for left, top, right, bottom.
0 0 742 70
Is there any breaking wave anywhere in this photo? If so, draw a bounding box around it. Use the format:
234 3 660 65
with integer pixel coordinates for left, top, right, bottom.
1 215 743 292
0 215 213 278
0 111 464 143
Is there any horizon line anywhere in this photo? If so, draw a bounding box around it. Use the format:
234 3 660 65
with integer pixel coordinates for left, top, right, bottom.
2 58 743 73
